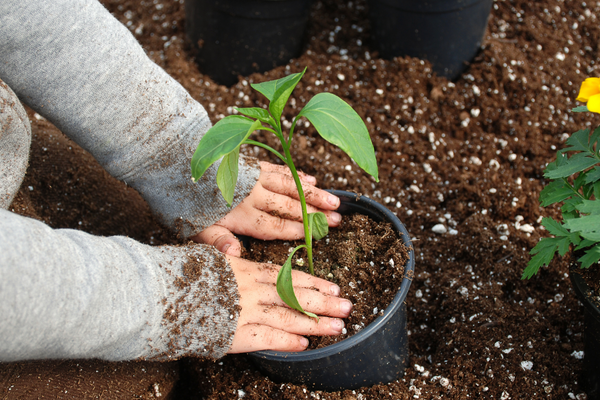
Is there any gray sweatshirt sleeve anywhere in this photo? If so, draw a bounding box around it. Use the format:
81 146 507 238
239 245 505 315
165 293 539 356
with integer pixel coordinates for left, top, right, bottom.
0 0 260 239
0 209 240 361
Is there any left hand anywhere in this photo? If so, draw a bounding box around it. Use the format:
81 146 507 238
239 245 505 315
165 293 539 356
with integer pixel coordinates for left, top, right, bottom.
191 161 342 256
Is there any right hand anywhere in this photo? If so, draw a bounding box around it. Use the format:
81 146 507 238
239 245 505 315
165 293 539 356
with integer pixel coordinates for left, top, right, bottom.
226 255 353 353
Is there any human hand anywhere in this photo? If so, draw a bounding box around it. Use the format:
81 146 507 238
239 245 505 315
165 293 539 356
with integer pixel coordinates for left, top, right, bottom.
191 161 341 256
226 255 352 353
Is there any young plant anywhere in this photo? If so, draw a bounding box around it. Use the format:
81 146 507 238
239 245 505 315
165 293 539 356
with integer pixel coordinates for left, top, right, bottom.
523 77 600 279
191 68 379 317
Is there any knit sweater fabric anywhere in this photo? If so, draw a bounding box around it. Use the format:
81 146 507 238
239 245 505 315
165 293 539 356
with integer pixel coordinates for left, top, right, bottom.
0 0 260 361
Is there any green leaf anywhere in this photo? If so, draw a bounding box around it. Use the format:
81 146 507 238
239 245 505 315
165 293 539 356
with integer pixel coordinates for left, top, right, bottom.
251 69 306 123
539 180 572 206
308 212 329 240
276 245 318 320
564 214 600 233
575 239 595 251
563 128 592 153
586 167 600 185
581 231 600 242
191 116 257 180
595 180 600 199
251 71 304 101
562 197 583 214
541 217 569 237
298 92 379 181
577 199 600 215
579 244 600 268
545 153 598 179
572 106 589 113
235 107 272 124
270 70 306 123
523 237 569 279
216 148 239 206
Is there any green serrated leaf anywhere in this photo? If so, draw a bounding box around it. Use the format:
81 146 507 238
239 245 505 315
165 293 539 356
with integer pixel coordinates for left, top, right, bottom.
563 128 592 153
539 180 572 206
545 153 598 180
562 197 583 214
581 231 600 242
572 105 589 113
579 244 600 268
575 238 595 251
586 167 600 185
298 92 378 181
235 107 271 123
541 217 569 237
276 245 318 320
523 237 568 279
577 199 600 215
191 116 256 180
308 212 329 240
216 148 239 206
565 214 600 233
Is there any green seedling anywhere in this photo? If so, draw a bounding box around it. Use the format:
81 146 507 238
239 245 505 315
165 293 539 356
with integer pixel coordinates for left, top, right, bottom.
523 99 600 279
191 68 378 317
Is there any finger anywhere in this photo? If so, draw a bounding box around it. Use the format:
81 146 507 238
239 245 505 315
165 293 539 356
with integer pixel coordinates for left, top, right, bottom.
248 306 345 336
254 265 341 297
190 225 242 257
253 285 352 318
260 171 340 211
260 161 316 185
255 191 342 227
228 324 309 353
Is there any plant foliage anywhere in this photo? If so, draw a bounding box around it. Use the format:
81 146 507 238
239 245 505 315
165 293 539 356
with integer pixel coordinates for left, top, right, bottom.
191 68 378 317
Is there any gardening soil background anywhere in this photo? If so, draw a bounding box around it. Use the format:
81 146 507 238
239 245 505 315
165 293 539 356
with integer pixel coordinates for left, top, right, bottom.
3 0 599 398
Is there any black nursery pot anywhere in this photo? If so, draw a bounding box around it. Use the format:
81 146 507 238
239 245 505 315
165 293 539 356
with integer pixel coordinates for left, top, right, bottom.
184 0 311 86
570 269 600 400
249 190 415 391
368 0 493 80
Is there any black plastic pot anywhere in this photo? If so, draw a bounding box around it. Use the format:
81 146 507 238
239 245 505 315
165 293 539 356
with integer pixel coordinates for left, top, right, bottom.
368 0 493 80
570 269 600 400
248 190 415 391
184 0 311 86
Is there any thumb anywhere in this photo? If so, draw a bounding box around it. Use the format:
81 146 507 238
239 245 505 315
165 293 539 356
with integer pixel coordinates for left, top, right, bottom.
190 225 242 257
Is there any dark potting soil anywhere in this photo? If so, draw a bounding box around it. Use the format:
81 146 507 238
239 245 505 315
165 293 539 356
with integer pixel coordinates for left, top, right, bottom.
2 0 599 398
243 213 410 349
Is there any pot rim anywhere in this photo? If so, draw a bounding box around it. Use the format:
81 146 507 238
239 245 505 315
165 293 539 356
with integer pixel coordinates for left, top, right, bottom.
570 267 600 318
252 190 415 361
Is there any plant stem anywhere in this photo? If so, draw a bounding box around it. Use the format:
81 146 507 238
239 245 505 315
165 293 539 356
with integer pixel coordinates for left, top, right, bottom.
244 140 287 164
282 145 314 275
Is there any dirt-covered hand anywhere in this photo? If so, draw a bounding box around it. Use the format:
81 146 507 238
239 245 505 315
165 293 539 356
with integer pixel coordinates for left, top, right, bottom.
191 161 342 256
225 255 353 353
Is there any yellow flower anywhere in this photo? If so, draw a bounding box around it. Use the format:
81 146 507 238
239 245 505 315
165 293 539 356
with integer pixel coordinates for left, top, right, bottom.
576 77 600 113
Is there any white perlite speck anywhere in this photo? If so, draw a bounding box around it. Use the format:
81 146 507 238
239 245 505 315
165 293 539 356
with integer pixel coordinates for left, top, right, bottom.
571 350 584 360
432 224 447 234
521 360 533 370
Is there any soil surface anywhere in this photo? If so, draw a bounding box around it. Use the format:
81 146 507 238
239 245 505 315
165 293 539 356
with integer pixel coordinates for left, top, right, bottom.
4 0 600 398
243 213 410 349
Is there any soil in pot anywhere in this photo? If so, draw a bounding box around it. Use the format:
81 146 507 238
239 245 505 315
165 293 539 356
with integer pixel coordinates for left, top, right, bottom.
242 212 411 349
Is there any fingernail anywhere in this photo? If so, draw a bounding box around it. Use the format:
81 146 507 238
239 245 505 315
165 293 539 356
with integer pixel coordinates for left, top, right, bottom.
340 300 353 316
306 175 317 184
220 243 231 253
331 319 344 332
330 212 342 224
300 337 309 348
327 195 340 207
330 284 340 296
